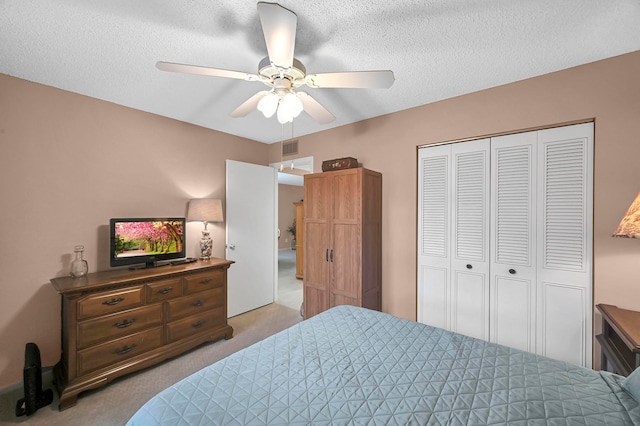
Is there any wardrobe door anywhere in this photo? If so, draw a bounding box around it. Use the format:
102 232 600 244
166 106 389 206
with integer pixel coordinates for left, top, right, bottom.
417 145 451 328
450 140 490 340
490 131 537 353
330 171 362 307
303 173 331 318
536 123 593 367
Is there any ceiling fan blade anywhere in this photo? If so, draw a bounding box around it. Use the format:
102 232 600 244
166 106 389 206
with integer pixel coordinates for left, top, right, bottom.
230 91 270 117
257 2 296 69
306 70 395 89
156 61 260 81
297 92 335 124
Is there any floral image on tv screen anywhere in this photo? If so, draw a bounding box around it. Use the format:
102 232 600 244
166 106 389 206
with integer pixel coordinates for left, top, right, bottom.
114 220 184 258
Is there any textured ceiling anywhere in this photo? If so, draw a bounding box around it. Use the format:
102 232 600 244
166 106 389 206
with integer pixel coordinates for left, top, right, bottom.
2 1 640 144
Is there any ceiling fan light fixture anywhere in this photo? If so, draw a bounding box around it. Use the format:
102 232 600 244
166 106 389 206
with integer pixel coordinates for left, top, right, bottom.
281 92 303 117
274 90 303 123
276 99 292 124
257 92 279 118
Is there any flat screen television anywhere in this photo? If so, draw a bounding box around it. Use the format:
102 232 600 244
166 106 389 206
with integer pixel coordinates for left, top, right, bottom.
109 217 186 269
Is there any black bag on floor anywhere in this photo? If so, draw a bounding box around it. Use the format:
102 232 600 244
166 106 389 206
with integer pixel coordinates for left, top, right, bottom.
15 342 53 417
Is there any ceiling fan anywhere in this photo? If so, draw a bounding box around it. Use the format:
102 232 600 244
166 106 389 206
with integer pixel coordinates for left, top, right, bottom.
156 2 395 125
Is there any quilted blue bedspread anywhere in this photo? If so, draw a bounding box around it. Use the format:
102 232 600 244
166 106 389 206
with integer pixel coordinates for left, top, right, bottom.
128 306 640 425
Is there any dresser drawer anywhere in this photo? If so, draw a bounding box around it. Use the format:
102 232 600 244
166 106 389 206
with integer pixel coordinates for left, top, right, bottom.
77 304 163 349
77 287 144 319
147 278 183 302
184 270 224 294
166 288 224 322
77 327 163 376
166 307 225 343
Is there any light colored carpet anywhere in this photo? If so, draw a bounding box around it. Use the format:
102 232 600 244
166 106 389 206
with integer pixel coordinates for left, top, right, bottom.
0 302 302 425
276 248 303 312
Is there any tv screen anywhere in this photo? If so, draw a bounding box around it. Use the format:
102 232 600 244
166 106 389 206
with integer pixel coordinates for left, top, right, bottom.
110 218 186 269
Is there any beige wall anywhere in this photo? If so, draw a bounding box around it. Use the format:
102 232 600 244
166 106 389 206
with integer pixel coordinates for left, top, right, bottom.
278 184 303 249
268 50 640 360
0 74 268 388
2 49 639 389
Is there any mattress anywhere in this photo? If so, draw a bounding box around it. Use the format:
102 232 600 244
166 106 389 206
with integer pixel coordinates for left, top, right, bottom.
127 305 640 425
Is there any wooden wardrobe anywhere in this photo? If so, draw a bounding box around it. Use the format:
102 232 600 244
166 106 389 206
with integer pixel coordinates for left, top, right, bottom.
303 167 382 319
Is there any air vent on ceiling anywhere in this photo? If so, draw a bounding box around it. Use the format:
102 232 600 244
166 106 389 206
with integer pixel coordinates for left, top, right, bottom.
282 140 298 157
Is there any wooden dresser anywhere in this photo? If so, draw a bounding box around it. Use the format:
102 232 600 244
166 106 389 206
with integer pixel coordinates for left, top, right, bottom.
50 258 233 410
596 304 640 376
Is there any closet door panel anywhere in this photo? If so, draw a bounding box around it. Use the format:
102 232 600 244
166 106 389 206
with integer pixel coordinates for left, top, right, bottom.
419 266 449 329
490 132 537 351
492 276 534 352
536 123 593 367
452 271 488 339
539 281 586 366
417 145 451 327
450 140 490 339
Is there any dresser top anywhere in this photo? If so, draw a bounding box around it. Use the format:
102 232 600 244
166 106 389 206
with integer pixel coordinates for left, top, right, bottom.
51 258 233 295
597 304 640 352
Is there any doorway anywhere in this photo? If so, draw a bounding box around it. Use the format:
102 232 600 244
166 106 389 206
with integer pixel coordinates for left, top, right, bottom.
271 156 313 313
277 248 301 311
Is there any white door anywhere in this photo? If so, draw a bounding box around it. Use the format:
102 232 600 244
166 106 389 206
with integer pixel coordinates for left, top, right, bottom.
490 131 537 353
417 144 451 329
418 140 490 340
535 123 593 367
226 160 277 317
450 139 490 340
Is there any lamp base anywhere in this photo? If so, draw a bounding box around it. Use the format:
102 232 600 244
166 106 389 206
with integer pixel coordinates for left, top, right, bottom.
199 230 213 260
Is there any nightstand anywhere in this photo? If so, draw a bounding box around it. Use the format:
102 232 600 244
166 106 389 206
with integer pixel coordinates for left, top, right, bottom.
596 304 640 376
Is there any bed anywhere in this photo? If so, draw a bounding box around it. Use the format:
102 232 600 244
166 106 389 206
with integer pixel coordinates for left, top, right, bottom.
127 305 640 425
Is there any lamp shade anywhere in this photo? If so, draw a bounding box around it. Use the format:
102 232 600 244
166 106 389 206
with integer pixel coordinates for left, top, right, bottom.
613 192 640 238
187 198 223 223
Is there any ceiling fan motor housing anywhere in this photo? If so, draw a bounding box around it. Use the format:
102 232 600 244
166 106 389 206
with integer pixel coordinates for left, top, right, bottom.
258 56 306 86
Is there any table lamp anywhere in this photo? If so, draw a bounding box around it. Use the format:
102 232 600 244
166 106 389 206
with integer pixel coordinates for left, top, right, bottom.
613 192 640 238
187 198 224 259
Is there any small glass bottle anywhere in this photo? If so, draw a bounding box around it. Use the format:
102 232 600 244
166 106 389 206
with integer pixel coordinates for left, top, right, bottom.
70 245 89 278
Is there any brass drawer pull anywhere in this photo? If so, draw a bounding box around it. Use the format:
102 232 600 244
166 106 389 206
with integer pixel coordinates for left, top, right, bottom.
157 287 173 295
199 278 213 285
192 300 206 307
102 297 124 306
113 343 137 355
114 318 136 329
192 320 206 329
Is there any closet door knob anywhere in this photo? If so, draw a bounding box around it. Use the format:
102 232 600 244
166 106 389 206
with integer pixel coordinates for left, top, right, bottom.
508 269 516 275
466 264 472 269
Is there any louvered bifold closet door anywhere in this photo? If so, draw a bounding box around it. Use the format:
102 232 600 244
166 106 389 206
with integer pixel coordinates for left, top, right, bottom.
536 123 593 367
450 140 490 340
417 144 451 328
490 131 538 353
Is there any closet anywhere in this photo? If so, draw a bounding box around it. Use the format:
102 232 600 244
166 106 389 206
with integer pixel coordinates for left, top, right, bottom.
303 168 382 319
417 123 593 367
